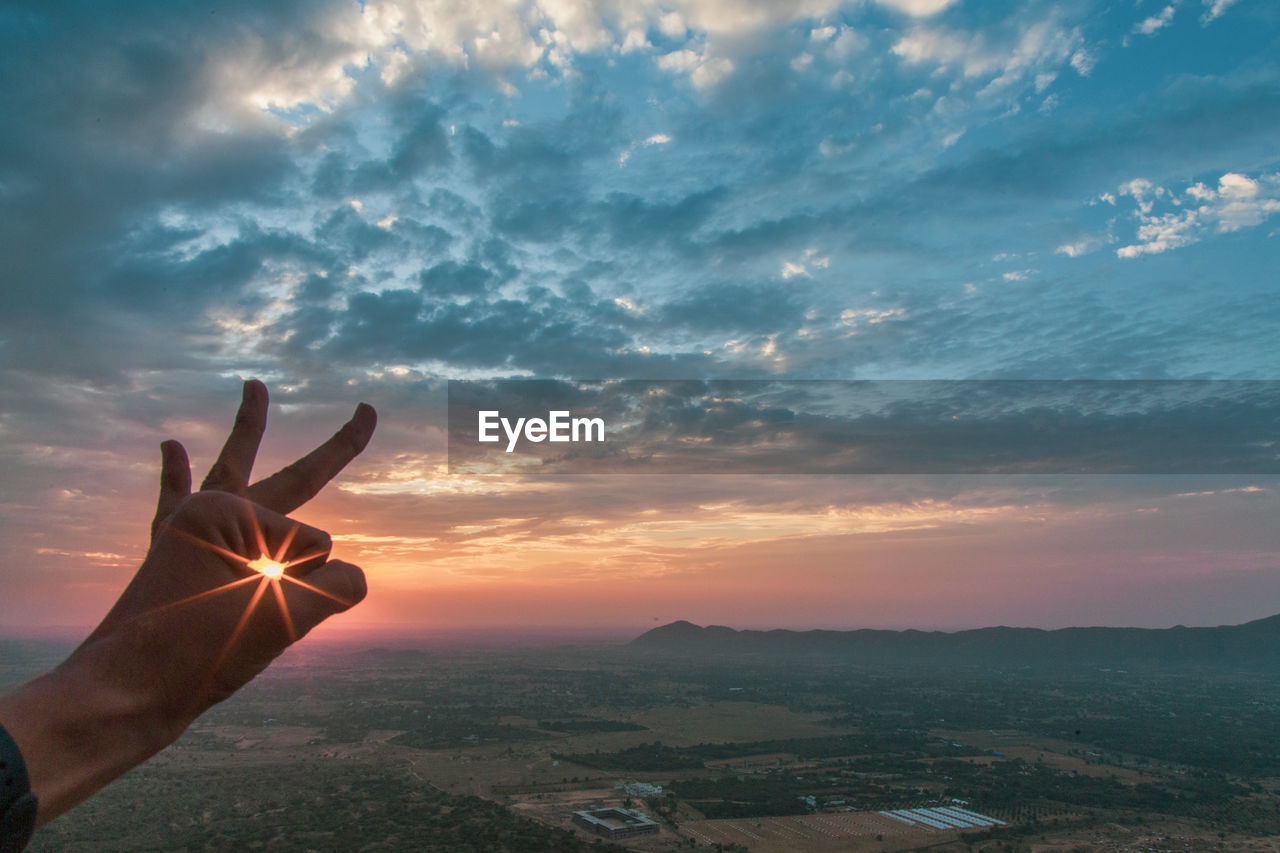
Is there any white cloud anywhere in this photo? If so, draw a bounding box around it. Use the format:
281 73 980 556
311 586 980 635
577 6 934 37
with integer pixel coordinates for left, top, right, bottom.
658 10 687 37
1201 0 1239 23
1069 47 1096 76
617 132 672 165
201 0 1062 120
781 261 810 279
620 27 650 52
1116 172 1280 258
1186 182 1215 201
1119 177 1162 213
783 248 831 278
227 1 902 116
893 28 1000 78
1055 236 1102 257
840 307 905 325
876 0 959 15
656 47 700 73
829 27 868 58
1218 172 1259 200
978 19 1080 98
1133 4 1176 36
657 47 734 88
893 15 1081 102
690 56 734 88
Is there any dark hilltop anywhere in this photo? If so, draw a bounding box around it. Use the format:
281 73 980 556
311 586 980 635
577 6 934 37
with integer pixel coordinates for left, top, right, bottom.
630 614 1280 668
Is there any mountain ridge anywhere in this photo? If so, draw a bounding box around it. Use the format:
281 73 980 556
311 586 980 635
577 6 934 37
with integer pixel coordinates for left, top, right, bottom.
629 614 1280 667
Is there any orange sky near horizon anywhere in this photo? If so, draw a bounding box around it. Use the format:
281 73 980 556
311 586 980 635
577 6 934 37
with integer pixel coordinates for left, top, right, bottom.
5 404 1277 639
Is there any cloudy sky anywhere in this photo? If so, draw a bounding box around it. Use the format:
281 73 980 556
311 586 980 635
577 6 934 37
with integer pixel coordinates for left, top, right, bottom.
1 0 1278 637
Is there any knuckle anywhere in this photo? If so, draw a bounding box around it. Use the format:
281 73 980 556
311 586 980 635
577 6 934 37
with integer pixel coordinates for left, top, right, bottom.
169 490 241 530
313 528 333 555
287 518 332 558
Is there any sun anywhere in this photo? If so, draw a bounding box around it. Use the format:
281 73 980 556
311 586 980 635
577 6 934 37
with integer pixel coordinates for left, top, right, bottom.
246 555 285 578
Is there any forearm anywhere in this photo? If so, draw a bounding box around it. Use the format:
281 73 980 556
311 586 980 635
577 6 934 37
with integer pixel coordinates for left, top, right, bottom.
0 648 178 826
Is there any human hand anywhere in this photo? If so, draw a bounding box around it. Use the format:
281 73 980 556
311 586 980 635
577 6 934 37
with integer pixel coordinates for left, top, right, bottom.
0 381 376 824
102 379 376 721
84 491 363 731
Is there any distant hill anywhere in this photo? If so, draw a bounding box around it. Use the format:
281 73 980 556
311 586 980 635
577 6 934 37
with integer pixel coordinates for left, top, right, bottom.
628 615 1280 668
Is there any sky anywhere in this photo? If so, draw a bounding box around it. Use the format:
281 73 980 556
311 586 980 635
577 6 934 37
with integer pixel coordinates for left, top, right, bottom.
1 0 1278 638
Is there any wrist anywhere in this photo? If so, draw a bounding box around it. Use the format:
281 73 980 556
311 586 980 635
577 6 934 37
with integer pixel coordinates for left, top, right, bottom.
0 721 38 853
0 642 180 825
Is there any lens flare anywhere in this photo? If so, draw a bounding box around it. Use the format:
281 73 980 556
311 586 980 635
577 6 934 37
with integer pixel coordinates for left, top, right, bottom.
246 556 285 578
161 496 356 692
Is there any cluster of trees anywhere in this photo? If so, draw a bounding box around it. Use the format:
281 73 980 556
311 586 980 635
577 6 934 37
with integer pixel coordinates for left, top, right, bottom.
31 760 628 852
390 721 549 750
668 775 808 819
555 741 707 771
555 729 945 771
940 757 1246 816
537 719 646 733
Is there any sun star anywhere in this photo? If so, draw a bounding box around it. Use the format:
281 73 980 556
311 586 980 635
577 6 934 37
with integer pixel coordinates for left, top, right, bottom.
246 555 285 578
159 497 357 683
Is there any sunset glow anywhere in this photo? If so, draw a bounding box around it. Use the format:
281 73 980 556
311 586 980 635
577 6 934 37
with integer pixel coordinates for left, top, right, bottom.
2 1 1278 638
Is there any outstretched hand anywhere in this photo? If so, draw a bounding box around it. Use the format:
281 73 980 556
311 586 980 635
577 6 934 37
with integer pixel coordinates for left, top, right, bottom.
0 381 377 826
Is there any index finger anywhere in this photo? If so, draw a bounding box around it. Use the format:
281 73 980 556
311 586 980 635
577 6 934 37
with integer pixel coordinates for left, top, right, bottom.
247 402 376 515
201 380 268 493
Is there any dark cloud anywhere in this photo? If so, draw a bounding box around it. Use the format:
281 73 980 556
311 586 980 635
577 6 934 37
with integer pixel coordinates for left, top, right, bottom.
658 281 807 333
447 380 1280 474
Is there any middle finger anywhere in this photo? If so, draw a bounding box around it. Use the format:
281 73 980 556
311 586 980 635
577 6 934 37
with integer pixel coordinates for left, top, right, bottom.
201 379 269 493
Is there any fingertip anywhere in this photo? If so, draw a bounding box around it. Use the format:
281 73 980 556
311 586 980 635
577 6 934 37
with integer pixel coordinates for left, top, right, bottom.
243 378 268 407
335 560 369 605
160 440 191 484
308 560 368 610
344 402 377 452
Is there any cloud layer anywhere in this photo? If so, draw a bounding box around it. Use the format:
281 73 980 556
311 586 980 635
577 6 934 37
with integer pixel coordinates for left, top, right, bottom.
2 0 1278 631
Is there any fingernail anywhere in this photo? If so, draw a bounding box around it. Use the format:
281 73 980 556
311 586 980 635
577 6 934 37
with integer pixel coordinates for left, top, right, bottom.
242 380 253 402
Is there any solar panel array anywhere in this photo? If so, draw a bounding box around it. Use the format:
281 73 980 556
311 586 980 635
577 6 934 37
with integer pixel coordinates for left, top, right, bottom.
879 806 1006 829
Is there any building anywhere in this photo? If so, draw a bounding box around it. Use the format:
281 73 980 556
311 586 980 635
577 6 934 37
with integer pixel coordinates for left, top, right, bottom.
572 807 661 839
616 781 664 798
